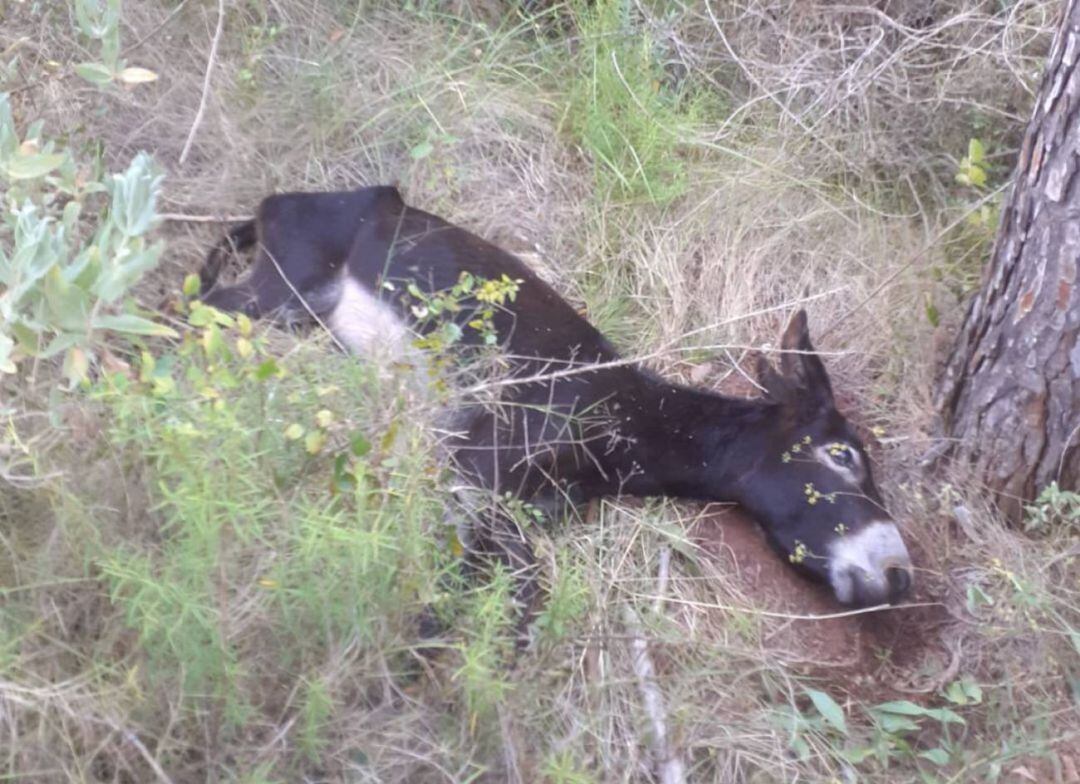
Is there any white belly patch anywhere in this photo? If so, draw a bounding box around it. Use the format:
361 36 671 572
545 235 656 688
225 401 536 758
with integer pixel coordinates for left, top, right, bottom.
326 275 412 361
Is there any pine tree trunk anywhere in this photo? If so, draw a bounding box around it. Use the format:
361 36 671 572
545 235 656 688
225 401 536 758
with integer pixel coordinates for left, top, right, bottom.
935 1 1080 520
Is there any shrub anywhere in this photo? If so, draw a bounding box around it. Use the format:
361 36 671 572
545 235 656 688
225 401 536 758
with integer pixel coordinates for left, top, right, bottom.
0 92 171 385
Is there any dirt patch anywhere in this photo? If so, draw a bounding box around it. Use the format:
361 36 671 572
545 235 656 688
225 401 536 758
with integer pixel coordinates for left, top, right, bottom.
690 507 953 702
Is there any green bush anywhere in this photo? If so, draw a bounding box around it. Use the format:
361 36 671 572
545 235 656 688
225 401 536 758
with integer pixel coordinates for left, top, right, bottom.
91 306 457 729
0 92 171 385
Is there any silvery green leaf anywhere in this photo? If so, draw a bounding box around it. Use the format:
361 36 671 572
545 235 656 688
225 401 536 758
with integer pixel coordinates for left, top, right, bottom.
42 269 91 331
0 332 15 373
108 152 162 237
74 62 115 86
40 331 82 359
93 312 177 337
0 94 17 160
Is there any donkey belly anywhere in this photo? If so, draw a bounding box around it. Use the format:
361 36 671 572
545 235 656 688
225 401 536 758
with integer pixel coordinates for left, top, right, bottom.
323 274 418 366
321 276 410 358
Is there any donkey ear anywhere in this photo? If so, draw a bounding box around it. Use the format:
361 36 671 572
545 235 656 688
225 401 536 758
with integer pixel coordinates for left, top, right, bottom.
779 309 835 410
755 352 794 403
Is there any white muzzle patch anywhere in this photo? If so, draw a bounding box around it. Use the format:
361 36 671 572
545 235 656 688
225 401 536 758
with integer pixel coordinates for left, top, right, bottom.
827 520 912 605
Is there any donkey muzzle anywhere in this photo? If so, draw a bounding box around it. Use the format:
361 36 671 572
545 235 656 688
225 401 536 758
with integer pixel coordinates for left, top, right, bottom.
827 521 914 606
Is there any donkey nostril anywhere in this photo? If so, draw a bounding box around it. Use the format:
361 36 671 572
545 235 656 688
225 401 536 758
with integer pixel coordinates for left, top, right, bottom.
885 566 912 600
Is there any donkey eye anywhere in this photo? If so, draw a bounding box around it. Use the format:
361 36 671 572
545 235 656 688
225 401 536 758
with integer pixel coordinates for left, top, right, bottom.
829 445 855 468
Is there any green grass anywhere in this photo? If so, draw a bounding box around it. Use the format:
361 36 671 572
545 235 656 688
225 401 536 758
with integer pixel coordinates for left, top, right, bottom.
563 0 705 206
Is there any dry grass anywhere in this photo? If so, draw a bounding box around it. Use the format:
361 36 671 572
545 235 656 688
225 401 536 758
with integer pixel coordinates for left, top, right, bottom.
2 0 1078 782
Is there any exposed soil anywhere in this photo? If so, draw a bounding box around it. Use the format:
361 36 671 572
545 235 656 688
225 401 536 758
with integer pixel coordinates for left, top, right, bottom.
690 506 955 702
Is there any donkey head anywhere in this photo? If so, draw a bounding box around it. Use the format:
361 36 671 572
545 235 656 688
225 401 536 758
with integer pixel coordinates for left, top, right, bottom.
736 311 913 606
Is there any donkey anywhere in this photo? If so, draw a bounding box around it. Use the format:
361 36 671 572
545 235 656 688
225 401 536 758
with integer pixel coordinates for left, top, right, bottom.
199 185 913 615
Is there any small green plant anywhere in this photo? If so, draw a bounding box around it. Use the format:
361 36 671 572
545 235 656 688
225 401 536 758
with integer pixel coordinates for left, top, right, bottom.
401 271 523 351
534 552 589 643
851 696 968 770
1022 481 1080 533
955 138 987 188
0 93 172 384
928 136 1002 320
73 0 158 86
790 682 977 774
455 565 515 733
236 20 284 90
775 688 847 761
541 749 596 784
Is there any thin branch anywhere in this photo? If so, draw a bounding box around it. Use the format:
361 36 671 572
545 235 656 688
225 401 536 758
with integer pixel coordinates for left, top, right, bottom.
179 0 226 166
122 0 193 56
159 212 251 223
623 549 685 784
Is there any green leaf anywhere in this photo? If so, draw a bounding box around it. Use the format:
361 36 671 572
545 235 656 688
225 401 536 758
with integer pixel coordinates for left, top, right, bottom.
0 333 16 374
919 748 951 766
74 62 115 86
841 747 876 765
875 700 930 716
878 714 920 734
42 270 92 331
332 453 357 494
968 164 987 188
182 273 201 297
350 432 372 457
440 320 463 344
944 680 967 705
790 734 811 761
40 332 82 359
188 302 235 328
200 324 227 359
968 138 985 164
806 689 847 735
944 677 981 706
284 423 304 440
923 707 965 726
94 312 177 337
108 152 163 237
304 430 326 454
254 358 279 380
924 297 940 327
6 152 67 180
410 140 434 160
966 583 993 612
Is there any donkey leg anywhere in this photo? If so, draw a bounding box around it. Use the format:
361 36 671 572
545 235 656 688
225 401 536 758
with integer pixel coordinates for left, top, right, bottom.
200 219 257 296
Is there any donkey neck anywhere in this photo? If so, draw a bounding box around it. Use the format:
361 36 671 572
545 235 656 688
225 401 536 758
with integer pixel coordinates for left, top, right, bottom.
604 372 778 502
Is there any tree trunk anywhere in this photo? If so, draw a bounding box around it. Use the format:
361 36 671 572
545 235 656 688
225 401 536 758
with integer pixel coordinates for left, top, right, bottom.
935 1 1080 520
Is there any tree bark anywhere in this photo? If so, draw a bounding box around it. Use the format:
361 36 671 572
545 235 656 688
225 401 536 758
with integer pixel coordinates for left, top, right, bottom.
935 1 1080 520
